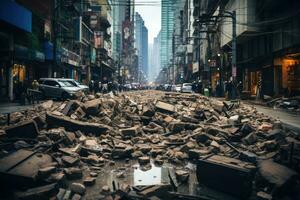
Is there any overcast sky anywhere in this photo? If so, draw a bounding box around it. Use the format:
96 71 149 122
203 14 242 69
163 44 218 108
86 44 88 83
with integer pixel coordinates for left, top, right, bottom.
135 0 161 44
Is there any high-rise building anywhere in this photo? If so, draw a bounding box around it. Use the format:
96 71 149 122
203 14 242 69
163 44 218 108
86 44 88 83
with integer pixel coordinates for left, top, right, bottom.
112 2 126 60
148 43 153 79
142 25 148 76
134 12 148 79
152 31 161 82
161 0 177 70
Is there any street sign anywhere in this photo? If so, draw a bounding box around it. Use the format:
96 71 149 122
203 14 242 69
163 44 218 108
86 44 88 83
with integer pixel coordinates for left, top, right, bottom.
232 65 237 77
193 62 199 73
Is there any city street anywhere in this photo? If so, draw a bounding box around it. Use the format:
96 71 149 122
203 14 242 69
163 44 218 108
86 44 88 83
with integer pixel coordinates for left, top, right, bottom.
1 0 300 199
0 90 299 200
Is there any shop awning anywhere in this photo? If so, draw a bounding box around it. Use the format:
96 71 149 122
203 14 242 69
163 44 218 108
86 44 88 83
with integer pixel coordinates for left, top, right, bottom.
101 61 116 72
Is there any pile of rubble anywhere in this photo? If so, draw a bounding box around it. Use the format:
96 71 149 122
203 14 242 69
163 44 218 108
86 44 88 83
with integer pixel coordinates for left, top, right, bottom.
266 96 300 113
0 91 299 200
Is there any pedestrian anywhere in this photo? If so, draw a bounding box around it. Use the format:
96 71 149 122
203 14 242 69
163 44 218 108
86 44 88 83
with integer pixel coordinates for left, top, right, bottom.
192 81 197 93
102 77 108 93
227 79 233 100
94 80 99 94
237 81 243 99
32 80 39 90
98 81 102 93
89 80 94 94
216 80 221 97
197 80 202 94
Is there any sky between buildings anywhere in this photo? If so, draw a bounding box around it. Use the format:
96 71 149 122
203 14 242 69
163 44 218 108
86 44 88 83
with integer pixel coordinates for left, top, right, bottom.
135 0 161 44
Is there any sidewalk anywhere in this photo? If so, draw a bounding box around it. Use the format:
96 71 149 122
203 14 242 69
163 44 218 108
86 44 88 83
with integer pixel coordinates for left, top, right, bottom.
0 102 40 114
215 97 300 133
248 104 300 133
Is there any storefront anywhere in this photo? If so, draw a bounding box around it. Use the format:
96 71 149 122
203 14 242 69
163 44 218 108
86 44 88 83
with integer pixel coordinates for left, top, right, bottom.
274 55 300 96
210 68 220 95
60 48 81 80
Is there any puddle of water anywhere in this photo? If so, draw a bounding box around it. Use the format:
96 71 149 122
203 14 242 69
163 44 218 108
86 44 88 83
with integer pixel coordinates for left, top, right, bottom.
80 160 238 200
132 163 169 186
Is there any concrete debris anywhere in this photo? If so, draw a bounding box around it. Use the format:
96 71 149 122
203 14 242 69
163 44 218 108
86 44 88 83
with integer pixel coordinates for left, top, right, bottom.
46 112 109 135
197 155 257 198
0 91 299 199
70 182 86 195
258 159 298 196
14 183 58 200
4 120 39 139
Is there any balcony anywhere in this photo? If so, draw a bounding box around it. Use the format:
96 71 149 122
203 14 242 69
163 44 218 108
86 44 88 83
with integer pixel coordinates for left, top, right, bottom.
61 47 81 67
75 17 93 45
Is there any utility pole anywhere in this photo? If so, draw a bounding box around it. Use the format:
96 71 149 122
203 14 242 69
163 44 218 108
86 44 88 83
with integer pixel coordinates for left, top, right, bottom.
52 0 58 78
231 10 237 79
196 11 237 81
118 52 121 84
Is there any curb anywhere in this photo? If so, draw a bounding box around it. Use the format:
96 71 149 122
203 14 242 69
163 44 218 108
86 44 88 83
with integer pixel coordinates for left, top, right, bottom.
282 122 300 133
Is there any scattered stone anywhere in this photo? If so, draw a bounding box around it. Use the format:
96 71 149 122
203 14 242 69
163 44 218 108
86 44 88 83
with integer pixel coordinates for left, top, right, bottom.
175 170 189 182
83 99 101 115
70 183 86 195
138 156 150 165
90 172 98 177
101 185 110 194
64 168 83 179
37 166 56 179
83 177 96 186
62 156 79 167
71 194 82 200
63 190 71 200
5 120 39 139
243 132 257 145
56 188 66 200
259 123 273 131
116 171 125 178
256 191 272 200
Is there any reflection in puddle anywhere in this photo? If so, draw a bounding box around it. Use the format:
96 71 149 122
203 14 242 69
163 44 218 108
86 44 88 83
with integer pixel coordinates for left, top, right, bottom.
82 161 238 200
133 163 169 186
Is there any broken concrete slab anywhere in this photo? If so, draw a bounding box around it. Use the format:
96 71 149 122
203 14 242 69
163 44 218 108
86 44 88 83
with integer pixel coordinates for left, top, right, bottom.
46 112 109 135
197 155 256 198
5 120 39 139
14 183 58 200
258 159 298 189
0 149 52 188
155 101 175 113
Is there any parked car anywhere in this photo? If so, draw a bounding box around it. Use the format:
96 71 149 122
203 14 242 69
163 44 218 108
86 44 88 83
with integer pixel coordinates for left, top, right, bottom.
39 78 82 100
124 84 132 91
175 84 182 92
164 84 172 91
181 83 193 93
62 78 90 93
62 78 89 93
171 85 177 91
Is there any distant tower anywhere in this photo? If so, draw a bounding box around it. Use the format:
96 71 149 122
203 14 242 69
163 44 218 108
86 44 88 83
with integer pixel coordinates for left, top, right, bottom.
161 0 176 69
